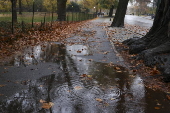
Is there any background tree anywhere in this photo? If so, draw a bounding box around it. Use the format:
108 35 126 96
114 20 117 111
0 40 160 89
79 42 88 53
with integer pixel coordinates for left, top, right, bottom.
99 0 118 17
111 0 129 27
43 0 57 12
57 0 67 21
80 0 98 12
66 1 81 12
0 0 11 12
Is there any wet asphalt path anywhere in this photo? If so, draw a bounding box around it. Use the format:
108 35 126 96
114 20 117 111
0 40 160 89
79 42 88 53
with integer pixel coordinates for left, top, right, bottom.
0 17 170 113
125 15 153 28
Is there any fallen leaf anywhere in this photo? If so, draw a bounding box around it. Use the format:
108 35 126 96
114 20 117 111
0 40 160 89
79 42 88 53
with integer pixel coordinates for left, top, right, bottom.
166 95 170 100
77 50 81 53
87 75 93 78
40 99 46 103
74 86 83 90
114 67 120 70
116 71 122 73
95 98 103 102
0 85 6 87
42 102 54 109
88 59 93 61
110 98 116 100
80 74 87 77
154 107 160 110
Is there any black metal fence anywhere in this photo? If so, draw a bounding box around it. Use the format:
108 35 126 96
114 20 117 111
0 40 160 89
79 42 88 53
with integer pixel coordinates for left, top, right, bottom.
0 12 97 39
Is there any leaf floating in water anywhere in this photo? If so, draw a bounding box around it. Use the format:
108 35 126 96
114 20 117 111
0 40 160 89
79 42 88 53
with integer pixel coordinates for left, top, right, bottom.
80 74 87 77
114 66 120 70
40 99 54 109
110 98 116 100
95 98 103 102
87 75 93 78
74 86 83 90
77 50 82 53
40 99 46 103
42 102 54 109
88 59 93 61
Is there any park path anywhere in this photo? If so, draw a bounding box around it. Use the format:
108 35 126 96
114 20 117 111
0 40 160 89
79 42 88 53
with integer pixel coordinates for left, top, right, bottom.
0 16 170 113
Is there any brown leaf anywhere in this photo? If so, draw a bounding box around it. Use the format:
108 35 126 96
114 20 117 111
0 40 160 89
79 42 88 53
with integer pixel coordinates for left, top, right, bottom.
80 74 87 77
166 95 170 100
114 67 120 70
0 85 6 87
77 50 82 53
154 107 160 110
88 59 93 61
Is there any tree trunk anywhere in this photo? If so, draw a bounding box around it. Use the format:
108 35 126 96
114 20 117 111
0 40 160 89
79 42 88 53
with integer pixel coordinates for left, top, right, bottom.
11 0 17 23
57 0 67 21
123 0 170 81
124 0 170 54
111 0 129 27
108 5 114 17
19 0 22 15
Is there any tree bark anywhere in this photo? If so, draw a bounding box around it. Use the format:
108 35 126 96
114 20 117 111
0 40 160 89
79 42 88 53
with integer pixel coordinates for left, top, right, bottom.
108 5 114 17
57 0 67 21
111 0 129 27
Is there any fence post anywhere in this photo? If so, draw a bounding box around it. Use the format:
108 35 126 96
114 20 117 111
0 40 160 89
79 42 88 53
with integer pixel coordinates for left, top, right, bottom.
72 12 74 22
67 14 69 23
51 11 54 27
44 13 46 24
22 21 25 32
32 0 35 27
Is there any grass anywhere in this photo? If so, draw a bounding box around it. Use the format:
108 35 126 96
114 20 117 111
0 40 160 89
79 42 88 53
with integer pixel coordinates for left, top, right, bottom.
0 12 57 23
0 12 96 23
0 12 96 39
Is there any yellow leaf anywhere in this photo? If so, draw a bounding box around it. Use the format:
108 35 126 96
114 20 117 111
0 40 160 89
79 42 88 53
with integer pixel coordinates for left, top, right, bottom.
110 98 116 100
87 75 92 78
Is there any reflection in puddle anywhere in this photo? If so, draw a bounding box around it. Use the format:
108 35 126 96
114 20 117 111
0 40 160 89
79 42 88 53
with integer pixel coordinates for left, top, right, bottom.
0 43 170 113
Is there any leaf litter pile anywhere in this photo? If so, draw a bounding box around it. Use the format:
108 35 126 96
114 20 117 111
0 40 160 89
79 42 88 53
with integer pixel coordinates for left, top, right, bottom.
105 23 170 95
0 21 89 63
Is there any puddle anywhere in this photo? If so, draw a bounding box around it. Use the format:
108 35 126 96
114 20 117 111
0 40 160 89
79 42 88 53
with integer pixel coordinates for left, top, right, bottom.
0 42 170 113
